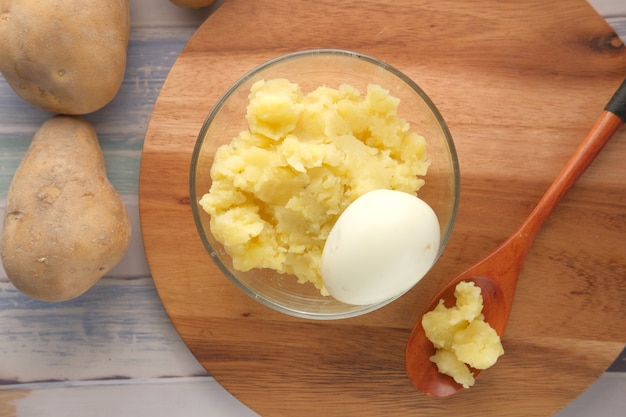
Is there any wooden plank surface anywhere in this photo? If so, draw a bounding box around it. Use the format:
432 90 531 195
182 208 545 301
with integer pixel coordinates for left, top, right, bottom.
1 0 625 416
139 0 626 416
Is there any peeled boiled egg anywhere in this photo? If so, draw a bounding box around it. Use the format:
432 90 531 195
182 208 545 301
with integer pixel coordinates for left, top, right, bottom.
321 189 440 305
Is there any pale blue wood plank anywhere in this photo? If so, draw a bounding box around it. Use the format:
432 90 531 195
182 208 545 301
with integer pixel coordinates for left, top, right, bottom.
0 277 206 385
85 27 198 195
588 0 626 41
605 16 626 41
3 377 260 417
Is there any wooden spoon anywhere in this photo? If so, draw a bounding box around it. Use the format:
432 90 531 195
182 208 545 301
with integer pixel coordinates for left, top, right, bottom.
406 78 626 398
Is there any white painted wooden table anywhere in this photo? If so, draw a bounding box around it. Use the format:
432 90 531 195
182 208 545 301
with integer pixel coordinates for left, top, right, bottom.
1 1 625 416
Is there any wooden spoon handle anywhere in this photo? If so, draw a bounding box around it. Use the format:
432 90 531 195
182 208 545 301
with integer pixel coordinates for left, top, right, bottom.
516 78 626 242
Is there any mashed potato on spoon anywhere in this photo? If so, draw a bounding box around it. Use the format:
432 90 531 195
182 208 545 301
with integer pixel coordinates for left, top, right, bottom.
422 281 505 388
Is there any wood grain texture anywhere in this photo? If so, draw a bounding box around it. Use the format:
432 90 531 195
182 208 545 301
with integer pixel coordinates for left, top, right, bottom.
0 0 624 416
140 0 626 416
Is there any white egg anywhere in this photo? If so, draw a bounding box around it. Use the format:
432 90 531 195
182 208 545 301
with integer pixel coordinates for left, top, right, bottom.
321 189 440 306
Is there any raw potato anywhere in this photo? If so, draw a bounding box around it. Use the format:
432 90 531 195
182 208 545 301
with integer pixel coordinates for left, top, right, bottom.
170 0 217 8
0 116 132 302
0 0 130 115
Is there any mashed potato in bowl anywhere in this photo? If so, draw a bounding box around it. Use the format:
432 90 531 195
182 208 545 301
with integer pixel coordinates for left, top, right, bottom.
198 78 430 295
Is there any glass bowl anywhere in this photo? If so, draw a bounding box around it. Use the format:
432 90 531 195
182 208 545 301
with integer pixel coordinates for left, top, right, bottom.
190 49 459 320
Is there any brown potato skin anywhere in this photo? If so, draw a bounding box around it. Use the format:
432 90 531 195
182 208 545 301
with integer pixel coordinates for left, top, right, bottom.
0 0 130 115
0 116 132 302
169 0 217 8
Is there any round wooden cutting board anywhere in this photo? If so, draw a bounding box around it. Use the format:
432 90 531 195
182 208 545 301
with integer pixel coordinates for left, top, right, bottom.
139 0 626 415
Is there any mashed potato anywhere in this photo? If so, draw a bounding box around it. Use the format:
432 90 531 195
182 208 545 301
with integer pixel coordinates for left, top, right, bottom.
199 78 429 294
422 281 504 388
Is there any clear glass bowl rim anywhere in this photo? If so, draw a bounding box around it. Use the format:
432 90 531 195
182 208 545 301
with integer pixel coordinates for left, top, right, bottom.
189 48 460 320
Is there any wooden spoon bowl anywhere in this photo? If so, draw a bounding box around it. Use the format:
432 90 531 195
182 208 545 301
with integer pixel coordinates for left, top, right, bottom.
406 78 626 397
406 276 506 397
